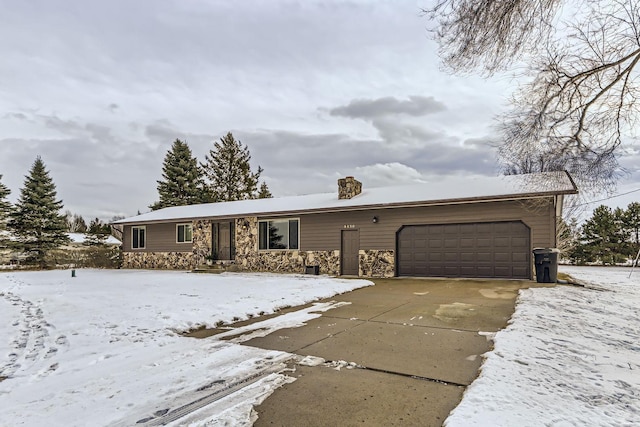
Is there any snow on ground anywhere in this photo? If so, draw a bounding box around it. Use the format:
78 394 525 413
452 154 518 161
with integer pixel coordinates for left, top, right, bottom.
0 269 371 426
447 266 640 427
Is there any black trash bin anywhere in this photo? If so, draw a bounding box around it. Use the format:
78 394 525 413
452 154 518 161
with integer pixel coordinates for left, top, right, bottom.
305 265 320 275
532 248 560 283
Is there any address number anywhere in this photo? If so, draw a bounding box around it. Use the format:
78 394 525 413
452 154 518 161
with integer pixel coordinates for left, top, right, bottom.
343 224 356 229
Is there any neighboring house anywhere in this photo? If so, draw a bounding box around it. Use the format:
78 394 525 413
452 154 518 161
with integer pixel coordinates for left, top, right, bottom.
114 171 578 279
65 233 122 247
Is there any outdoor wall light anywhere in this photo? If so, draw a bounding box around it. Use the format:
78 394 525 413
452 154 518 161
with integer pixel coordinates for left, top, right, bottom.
372 216 378 223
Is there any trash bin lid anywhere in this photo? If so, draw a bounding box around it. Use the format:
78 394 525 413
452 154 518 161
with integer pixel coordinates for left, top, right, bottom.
532 247 561 254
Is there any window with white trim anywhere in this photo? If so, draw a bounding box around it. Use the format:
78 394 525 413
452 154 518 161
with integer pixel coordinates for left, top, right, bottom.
176 223 193 243
132 226 146 249
258 219 299 250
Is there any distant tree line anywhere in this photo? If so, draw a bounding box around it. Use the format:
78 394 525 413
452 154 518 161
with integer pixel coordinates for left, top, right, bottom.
565 203 640 265
150 132 272 211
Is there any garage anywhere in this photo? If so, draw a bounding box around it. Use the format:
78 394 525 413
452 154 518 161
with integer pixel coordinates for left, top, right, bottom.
396 221 531 279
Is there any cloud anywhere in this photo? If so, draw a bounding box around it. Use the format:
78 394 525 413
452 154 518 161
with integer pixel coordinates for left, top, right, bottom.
330 96 447 120
354 163 429 187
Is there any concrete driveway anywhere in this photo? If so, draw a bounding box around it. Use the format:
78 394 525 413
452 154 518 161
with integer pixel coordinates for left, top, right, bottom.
244 278 552 427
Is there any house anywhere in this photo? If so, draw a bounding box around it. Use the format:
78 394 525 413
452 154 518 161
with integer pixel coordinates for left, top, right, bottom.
65 233 122 247
114 171 578 279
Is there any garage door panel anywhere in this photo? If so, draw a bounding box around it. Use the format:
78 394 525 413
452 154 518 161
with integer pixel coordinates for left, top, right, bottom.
429 239 443 248
477 252 493 262
475 223 493 234
477 238 492 248
444 238 459 248
494 266 512 277
512 252 528 262
460 252 475 262
512 237 529 248
494 252 510 262
398 221 530 279
428 252 442 262
494 237 510 247
414 252 427 261
460 238 475 248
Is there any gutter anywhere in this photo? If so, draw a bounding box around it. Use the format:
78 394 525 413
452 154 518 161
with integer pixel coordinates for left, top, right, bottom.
113 189 579 226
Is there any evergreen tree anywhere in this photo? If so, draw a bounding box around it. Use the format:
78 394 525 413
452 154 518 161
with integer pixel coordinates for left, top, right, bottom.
578 205 626 265
257 181 273 199
617 202 640 262
85 217 110 246
8 157 70 266
622 202 640 248
202 132 263 202
0 174 11 246
150 139 206 211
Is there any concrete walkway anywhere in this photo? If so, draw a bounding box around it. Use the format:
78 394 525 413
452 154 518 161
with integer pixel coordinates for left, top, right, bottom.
244 278 552 426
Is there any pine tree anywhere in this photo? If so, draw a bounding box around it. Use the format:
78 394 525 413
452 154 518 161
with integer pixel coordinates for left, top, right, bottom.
578 205 626 265
622 202 640 248
202 132 263 202
85 217 109 246
150 139 206 211
8 157 70 266
257 182 273 199
0 174 12 246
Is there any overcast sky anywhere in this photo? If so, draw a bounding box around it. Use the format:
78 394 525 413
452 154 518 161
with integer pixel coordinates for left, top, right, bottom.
0 0 638 221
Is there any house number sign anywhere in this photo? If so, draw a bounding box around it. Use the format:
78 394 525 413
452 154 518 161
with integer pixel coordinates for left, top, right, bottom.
343 224 356 229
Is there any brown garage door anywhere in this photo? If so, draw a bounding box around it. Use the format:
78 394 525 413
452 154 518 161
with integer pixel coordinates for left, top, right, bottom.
397 221 530 278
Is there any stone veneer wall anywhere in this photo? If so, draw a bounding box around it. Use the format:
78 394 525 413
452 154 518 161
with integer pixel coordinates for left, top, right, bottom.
123 251 196 269
122 217 395 277
192 219 213 265
234 217 341 275
235 217 258 263
359 250 395 278
234 216 392 277
240 250 342 275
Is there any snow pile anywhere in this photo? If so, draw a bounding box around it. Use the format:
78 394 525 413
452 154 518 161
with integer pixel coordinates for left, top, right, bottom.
0 269 371 426
447 266 640 426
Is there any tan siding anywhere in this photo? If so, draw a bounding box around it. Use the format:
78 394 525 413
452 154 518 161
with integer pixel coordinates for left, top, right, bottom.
123 222 193 252
299 199 555 252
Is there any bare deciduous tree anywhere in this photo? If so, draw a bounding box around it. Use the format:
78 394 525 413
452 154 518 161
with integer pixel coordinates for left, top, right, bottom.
426 0 640 195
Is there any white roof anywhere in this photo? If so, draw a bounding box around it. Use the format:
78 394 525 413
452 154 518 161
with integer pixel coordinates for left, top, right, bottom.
67 233 122 245
115 171 577 225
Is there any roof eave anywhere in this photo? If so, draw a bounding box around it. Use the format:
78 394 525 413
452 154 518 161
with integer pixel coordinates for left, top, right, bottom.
114 189 578 225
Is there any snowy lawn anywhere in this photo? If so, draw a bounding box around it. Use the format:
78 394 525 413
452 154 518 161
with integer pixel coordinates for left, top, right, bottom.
447 266 640 426
0 269 372 426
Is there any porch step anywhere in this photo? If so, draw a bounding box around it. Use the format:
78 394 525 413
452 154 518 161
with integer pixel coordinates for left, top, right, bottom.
192 263 239 274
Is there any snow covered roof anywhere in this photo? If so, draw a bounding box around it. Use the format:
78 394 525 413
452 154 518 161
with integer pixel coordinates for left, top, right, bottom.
67 233 122 245
0 231 121 245
115 171 578 225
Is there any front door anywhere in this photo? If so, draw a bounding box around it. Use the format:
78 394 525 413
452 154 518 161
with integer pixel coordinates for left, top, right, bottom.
341 230 359 275
213 222 235 261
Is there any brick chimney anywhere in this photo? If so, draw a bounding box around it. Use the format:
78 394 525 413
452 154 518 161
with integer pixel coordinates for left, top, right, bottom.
338 176 362 199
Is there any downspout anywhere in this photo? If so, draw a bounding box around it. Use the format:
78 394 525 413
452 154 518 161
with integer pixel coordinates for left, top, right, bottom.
554 194 564 247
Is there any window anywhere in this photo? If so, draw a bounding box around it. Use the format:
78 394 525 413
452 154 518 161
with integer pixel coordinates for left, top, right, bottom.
177 224 193 243
132 226 146 249
259 219 299 250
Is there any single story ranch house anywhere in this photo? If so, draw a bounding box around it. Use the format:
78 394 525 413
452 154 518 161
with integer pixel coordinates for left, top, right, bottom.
114 171 578 279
